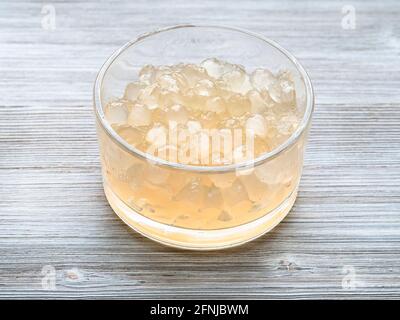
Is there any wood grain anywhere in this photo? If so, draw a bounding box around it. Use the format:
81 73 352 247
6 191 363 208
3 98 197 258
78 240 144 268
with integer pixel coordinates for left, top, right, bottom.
0 0 400 299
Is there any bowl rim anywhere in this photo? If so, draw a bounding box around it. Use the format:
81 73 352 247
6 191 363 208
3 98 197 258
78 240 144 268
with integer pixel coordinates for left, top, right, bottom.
93 24 314 173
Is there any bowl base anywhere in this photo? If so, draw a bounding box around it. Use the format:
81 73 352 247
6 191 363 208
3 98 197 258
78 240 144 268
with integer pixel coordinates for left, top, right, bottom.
103 182 298 250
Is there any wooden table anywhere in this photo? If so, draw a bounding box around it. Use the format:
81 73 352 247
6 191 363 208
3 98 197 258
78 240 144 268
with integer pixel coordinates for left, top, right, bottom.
1 0 399 299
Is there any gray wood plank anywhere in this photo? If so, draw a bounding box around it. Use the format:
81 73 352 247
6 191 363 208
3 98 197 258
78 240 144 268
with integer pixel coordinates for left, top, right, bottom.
0 0 400 299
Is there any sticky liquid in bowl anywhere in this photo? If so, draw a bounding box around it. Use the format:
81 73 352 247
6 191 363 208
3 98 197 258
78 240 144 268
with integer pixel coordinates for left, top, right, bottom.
100 58 304 230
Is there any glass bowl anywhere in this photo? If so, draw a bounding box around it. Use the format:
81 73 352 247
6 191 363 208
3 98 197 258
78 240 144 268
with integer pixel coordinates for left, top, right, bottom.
93 25 314 250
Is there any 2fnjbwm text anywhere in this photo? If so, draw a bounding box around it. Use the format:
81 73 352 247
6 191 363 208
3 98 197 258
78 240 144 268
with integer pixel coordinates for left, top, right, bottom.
150 304 249 318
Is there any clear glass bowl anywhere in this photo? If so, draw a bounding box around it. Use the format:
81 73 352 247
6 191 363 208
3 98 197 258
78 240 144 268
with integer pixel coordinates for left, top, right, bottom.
93 25 314 250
